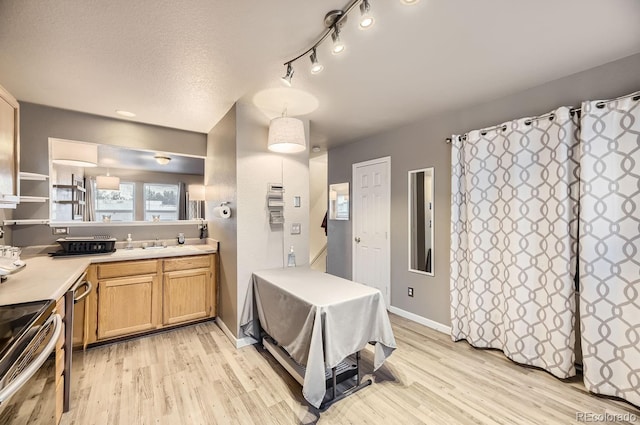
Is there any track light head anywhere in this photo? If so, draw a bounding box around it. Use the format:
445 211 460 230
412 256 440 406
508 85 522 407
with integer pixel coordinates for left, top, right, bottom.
281 63 294 86
331 26 345 55
309 49 324 74
359 0 374 29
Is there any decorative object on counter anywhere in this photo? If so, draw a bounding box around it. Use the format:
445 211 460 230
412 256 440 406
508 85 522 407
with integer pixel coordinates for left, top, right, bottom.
126 233 134 250
287 245 296 267
177 233 185 245
0 245 26 282
200 223 208 239
102 214 111 223
152 215 160 222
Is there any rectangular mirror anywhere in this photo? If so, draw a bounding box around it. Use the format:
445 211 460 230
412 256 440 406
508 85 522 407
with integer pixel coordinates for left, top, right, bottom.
329 182 349 220
408 168 434 276
49 138 205 225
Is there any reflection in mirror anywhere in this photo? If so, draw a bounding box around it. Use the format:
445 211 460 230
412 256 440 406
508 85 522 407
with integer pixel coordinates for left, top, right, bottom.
329 183 349 220
408 168 434 276
49 138 205 224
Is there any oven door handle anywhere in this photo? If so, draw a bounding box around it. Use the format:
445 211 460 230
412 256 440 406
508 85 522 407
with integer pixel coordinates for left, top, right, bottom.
0 314 63 403
73 280 92 304
71 272 92 304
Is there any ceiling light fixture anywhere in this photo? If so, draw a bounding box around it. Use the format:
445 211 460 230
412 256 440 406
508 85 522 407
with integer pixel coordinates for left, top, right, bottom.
96 170 120 190
268 109 306 154
51 140 98 167
331 25 346 55
281 63 294 86
154 154 171 165
359 0 375 29
115 110 136 118
277 1 368 84
309 48 324 74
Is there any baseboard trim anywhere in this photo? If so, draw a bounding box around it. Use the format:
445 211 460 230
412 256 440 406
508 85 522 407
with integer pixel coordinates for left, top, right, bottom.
389 306 451 335
216 317 257 349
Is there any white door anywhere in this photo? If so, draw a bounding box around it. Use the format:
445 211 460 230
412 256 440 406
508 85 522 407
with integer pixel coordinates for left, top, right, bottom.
352 157 391 307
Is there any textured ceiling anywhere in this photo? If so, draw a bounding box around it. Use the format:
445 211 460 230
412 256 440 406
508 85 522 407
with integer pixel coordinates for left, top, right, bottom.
1 0 639 149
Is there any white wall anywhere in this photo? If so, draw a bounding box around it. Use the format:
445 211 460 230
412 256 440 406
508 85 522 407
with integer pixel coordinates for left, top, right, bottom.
235 102 310 335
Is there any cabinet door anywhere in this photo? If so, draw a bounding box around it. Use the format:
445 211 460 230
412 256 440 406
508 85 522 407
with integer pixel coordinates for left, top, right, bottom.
163 269 210 325
97 274 159 339
0 84 19 206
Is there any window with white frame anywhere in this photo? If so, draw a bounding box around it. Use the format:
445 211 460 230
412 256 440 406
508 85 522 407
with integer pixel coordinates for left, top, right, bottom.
95 182 135 221
144 183 179 221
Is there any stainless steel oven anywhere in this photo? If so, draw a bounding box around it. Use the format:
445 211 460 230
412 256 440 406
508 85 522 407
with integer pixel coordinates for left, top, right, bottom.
0 300 62 404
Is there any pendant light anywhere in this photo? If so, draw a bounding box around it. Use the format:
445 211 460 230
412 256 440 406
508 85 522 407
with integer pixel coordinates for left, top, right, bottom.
96 169 120 190
267 109 306 153
51 140 98 167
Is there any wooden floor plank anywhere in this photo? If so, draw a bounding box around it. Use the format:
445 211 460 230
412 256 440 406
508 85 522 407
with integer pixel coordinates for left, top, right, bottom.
1 314 638 424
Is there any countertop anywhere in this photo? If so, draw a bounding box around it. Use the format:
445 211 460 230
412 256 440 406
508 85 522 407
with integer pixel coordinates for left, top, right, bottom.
0 242 218 306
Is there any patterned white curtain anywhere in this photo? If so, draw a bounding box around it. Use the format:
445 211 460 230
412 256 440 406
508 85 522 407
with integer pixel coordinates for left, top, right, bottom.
579 92 640 406
450 106 580 378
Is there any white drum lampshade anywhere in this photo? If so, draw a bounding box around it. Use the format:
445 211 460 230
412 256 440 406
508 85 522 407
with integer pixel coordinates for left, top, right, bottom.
51 140 98 167
96 175 120 190
267 117 306 153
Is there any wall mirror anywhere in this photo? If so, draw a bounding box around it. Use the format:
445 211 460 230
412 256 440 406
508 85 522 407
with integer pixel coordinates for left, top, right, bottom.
408 167 434 276
329 182 349 220
48 138 205 225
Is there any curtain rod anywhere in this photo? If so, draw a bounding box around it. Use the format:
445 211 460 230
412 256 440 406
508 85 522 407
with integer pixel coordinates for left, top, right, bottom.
445 92 640 144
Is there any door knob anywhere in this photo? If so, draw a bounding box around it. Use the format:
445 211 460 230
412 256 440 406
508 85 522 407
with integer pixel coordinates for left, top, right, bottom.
355 237 361 243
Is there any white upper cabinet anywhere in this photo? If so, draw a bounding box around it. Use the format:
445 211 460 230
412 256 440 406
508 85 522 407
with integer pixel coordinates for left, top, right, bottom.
0 83 19 208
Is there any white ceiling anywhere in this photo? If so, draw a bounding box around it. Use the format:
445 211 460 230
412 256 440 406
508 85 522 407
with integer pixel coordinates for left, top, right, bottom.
1 0 639 149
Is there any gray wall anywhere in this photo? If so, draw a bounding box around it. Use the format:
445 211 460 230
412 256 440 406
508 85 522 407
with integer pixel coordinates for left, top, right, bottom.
206 105 238 336
11 103 207 247
328 52 640 327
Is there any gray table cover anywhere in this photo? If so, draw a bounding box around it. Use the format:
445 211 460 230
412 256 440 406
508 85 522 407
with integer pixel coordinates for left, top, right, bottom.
241 267 396 408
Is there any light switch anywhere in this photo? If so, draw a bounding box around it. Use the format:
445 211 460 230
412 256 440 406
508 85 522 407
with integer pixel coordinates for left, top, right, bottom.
294 196 301 207
291 223 301 235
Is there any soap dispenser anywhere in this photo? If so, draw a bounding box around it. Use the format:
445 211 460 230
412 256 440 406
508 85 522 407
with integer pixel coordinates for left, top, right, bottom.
126 233 133 250
287 245 296 267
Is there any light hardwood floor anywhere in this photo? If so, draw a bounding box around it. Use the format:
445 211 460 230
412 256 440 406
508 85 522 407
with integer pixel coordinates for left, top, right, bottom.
1 314 638 425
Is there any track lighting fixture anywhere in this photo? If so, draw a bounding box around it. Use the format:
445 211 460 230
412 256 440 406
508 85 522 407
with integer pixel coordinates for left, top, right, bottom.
281 63 294 86
359 0 374 29
279 0 413 84
310 49 324 74
331 26 345 55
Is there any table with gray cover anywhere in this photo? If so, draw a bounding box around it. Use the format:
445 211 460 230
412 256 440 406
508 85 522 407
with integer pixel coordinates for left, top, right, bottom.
241 267 396 408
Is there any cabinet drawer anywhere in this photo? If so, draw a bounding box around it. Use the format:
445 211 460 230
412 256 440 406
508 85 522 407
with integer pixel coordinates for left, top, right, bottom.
98 260 158 279
163 255 210 272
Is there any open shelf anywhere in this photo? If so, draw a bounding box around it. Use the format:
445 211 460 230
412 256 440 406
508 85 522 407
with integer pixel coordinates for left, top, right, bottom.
19 196 49 203
19 172 49 181
3 219 50 225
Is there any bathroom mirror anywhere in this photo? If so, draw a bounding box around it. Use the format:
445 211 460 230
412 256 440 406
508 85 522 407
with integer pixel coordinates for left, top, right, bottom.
48 138 205 225
408 168 434 276
329 182 349 220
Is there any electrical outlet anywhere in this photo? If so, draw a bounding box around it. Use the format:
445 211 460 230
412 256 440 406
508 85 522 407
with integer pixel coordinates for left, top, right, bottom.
52 227 69 235
291 223 301 235
408 287 414 297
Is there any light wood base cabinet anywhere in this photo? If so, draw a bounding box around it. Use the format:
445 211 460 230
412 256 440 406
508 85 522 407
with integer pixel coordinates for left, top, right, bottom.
75 253 217 347
97 274 160 339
